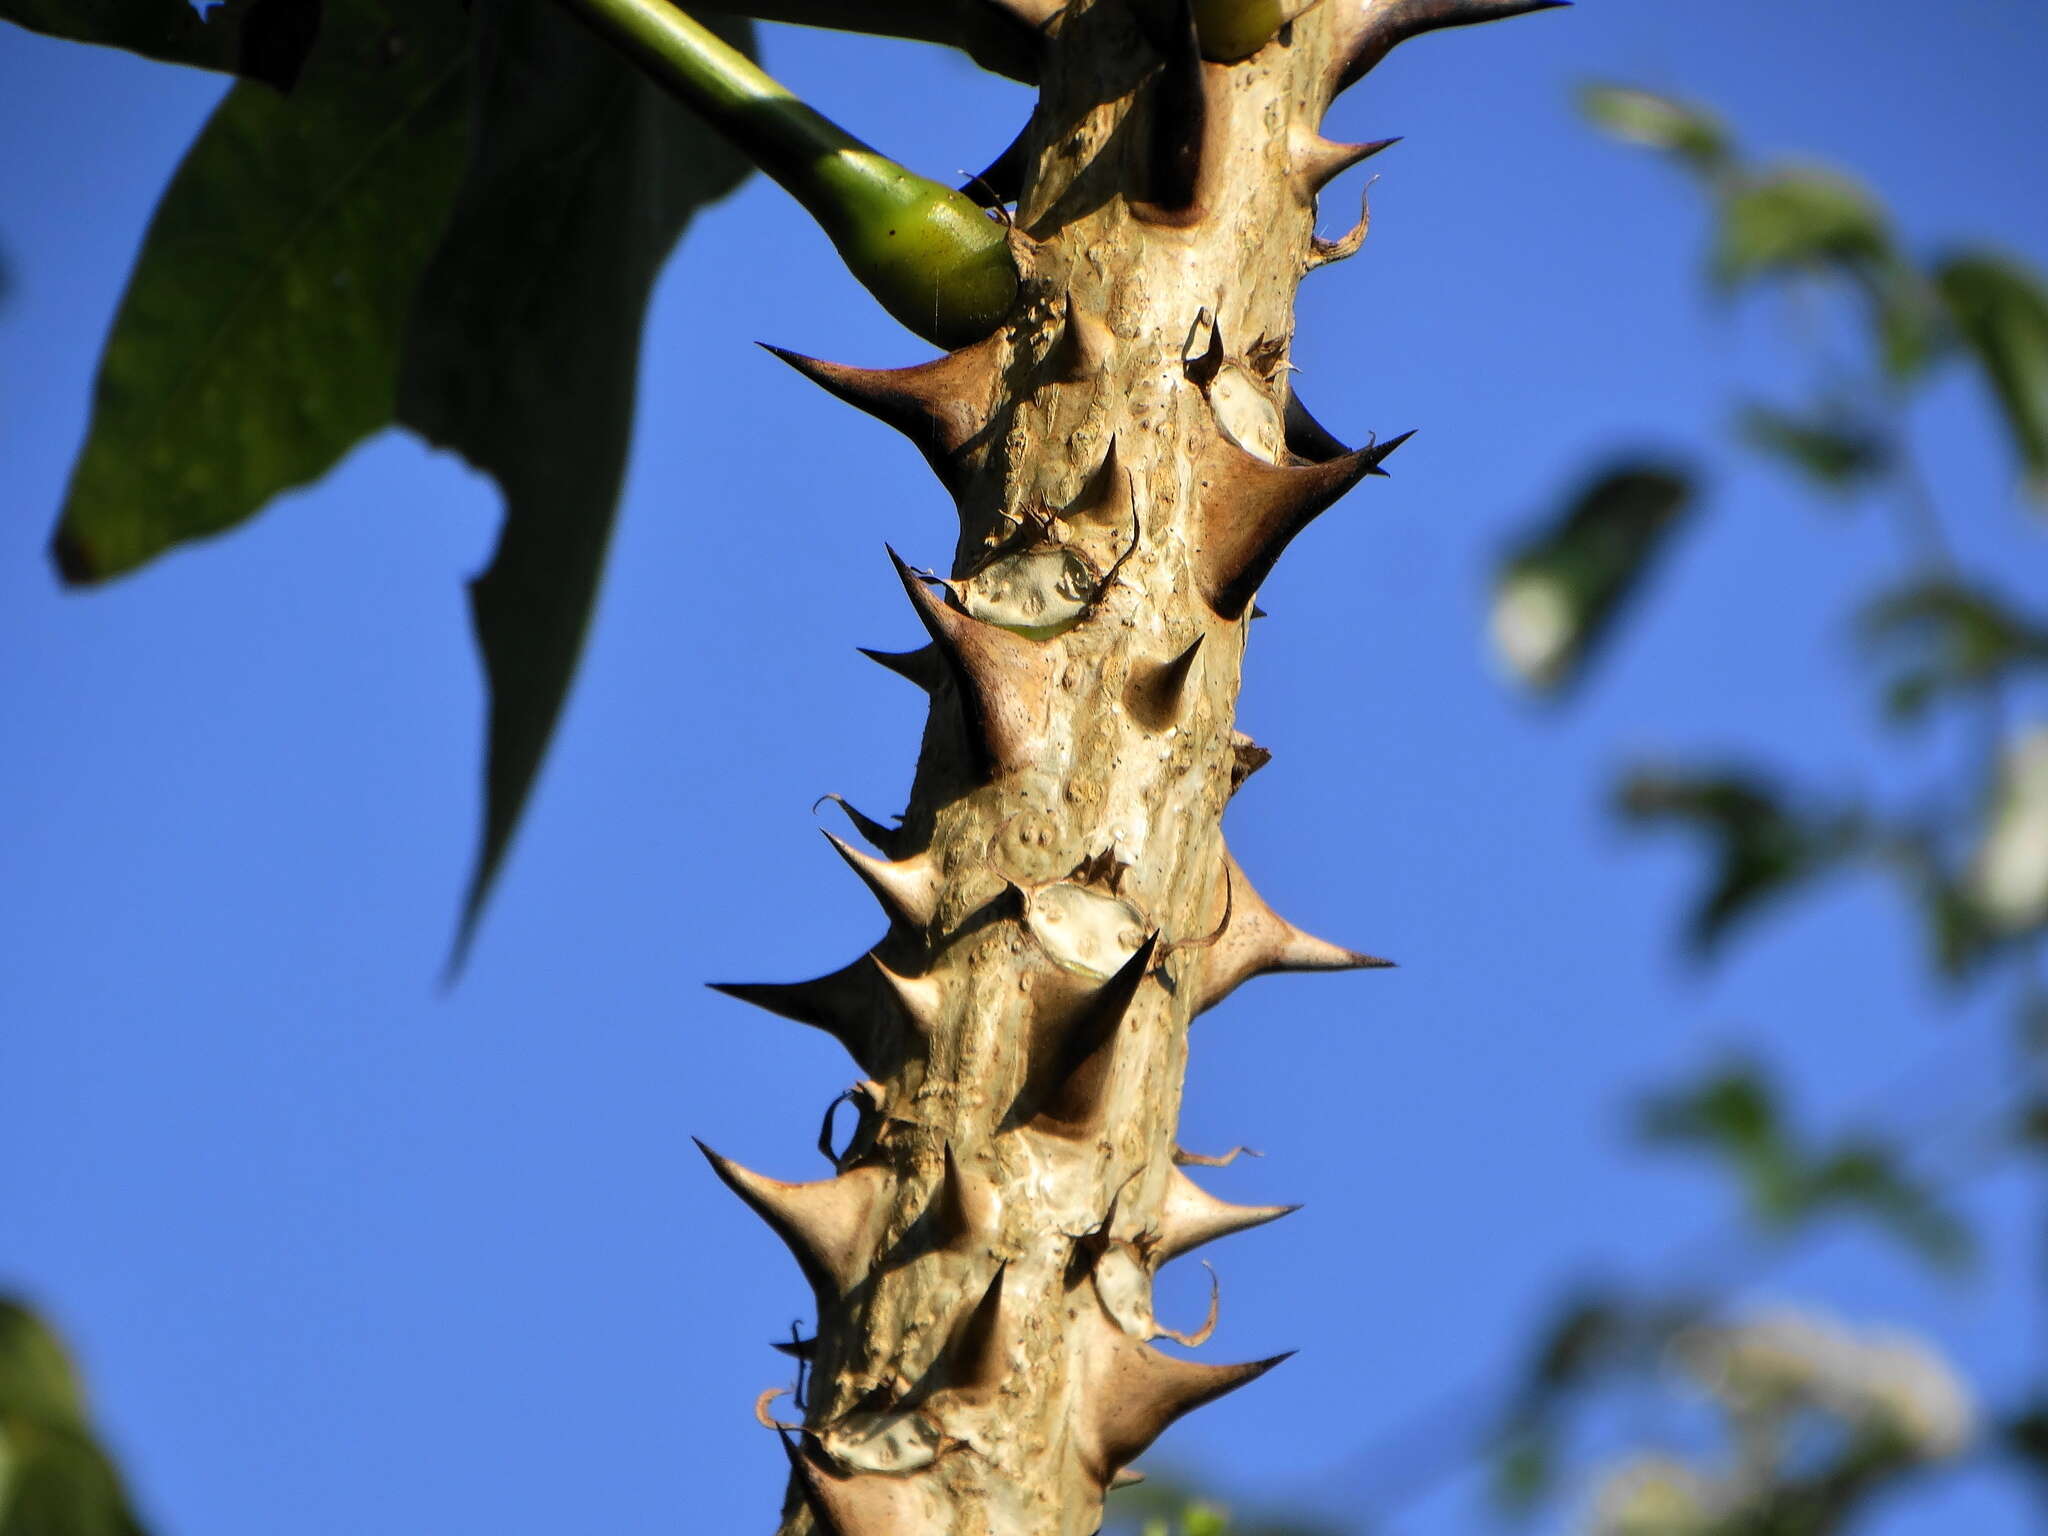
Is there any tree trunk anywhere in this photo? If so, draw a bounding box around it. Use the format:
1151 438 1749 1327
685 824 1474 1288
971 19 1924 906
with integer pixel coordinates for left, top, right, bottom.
702 2 1558 1529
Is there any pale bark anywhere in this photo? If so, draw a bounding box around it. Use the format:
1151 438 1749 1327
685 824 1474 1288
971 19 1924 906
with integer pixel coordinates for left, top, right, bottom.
702 1 1559 1530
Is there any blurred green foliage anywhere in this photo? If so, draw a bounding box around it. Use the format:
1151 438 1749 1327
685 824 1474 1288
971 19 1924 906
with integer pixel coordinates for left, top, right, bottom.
0 1302 149 1536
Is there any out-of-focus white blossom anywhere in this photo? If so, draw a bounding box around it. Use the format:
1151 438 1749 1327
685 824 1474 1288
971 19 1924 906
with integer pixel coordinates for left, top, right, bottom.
1491 571 1577 688
1970 727 2048 931
1589 1455 1720 1536
1675 1306 1973 1461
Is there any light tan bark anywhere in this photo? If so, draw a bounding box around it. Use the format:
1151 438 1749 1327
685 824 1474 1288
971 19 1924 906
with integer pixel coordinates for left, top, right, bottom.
704 2 1555 1530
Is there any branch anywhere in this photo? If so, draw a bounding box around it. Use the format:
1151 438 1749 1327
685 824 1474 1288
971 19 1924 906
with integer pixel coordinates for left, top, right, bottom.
697 0 1058 81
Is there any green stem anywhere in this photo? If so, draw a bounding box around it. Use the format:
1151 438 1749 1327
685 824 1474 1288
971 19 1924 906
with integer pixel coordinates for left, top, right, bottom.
556 0 1020 347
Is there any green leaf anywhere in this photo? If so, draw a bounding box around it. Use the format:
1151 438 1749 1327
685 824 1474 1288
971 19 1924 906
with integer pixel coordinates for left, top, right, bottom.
1859 580 2048 723
1712 165 1935 379
47 0 470 582
0 0 320 89
1640 1064 1803 1224
1804 1141 1973 1272
1935 250 2048 503
0 1305 87 1433
1712 166 1891 289
1491 462 1694 694
0 1301 149 1536
1615 770 1863 956
1736 401 1890 496
1577 83 1731 177
2007 1400 2048 1489
396 0 756 965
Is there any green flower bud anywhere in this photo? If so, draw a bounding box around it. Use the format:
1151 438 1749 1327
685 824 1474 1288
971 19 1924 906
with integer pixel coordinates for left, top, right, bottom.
564 0 1019 348
1192 0 1286 62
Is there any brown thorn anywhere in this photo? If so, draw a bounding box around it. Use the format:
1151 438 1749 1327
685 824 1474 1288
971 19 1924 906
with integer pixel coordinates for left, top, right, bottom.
1033 934 1160 1136
888 544 1054 778
1192 430 1400 619
1309 175 1376 268
811 793 908 861
756 1386 803 1432
1332 0 1572 95
1173 1143 1263 1168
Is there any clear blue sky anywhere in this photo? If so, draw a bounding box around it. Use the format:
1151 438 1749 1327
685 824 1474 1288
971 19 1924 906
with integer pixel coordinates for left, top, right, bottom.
3 3 2046 1533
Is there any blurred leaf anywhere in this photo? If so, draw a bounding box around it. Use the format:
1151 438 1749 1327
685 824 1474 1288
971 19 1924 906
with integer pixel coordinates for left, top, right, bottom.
1490 1427 1552 1515
2007 1400 2048 1490
398 1 756 966
1860 580 2048 723
0 1301 149 1536
1492 462 1694 694
1640 1067 1970 1268
1935 250 2048 503
1737 400 1891 496
1803 1141 1973 1271
0 0 320 89
47 0 470 582
1578 83 1732 177
1713 166 1889 289
1616 771 1863 956
1640 1064 1802 1223
1713 166 1935 379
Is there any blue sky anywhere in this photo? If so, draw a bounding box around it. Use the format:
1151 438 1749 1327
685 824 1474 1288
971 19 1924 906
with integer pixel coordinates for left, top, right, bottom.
3 3 2046 1533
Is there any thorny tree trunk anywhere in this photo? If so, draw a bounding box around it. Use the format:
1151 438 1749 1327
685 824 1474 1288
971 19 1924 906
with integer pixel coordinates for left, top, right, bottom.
699 2 1562 1531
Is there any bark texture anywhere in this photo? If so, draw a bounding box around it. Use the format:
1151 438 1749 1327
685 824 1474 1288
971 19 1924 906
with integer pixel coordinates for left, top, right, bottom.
705 2 1562 1530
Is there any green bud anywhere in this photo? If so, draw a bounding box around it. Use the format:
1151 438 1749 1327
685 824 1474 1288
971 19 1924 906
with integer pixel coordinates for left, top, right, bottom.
562 0 1019 349
1192 0 1286 61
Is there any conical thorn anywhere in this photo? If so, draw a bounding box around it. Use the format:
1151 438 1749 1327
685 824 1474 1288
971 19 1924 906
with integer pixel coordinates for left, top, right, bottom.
1193 855 1393 1013
762 340 1002 499
889 545 1054 777
947 1264 1012 1401
1033 934 1159 1137
1075 1304 1292 1483
780 1430 937 1535
710 957 903 1076
1192 430 1405 619
813 793 909 861
1064 436 1128 523
696 1141 889 1300
1126 636 1205 731
1333 0 1572 95
1047 300 1117 382
858 644 948 694
935 1144 1002 1250
1153 1165 1299 1264
1282 392 1351 464
823 831 939 931
1228 733 1272 797
868 953 945 1036
1288 127 1400 195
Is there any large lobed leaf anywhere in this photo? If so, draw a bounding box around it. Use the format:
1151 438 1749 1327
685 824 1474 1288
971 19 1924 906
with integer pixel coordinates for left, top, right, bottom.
43 0 757 967
0 0 321 90
398 0 755 965
0 1301 150 1536
48 0 471 582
